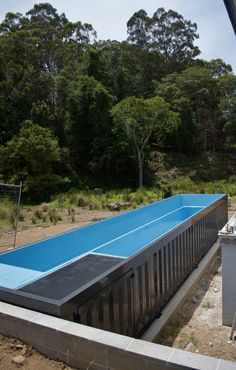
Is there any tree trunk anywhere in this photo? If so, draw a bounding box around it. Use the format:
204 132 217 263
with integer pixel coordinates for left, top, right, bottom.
137 149 143 188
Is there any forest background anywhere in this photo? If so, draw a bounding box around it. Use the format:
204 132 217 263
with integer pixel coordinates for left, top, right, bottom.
0 3 236 202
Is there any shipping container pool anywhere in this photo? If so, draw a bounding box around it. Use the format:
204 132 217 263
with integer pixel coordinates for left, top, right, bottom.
0 194 227 337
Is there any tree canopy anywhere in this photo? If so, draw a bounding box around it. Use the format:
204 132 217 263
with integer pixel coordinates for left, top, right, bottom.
0 3 235 197
0 122 65 200
112 96 180 187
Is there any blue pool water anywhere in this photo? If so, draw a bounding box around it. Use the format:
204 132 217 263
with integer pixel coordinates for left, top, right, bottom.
0 194 224 289
95 206 202 258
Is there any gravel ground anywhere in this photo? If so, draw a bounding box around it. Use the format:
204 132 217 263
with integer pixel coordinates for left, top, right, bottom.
156 254 236 362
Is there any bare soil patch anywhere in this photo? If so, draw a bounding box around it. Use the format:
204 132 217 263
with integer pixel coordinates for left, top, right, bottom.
156 255 236 362
0 335 74 370
0 208 118 252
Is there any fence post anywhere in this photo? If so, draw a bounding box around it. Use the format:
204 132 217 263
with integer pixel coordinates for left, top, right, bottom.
13 181 22 249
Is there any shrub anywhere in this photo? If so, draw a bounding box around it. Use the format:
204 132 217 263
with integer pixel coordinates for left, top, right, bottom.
0 199 16 229
48 209 61 225
162 186 172 198
0 122 66 201
77 195 89 207
34 208 42 219
40 203 49 212
31 215 37 224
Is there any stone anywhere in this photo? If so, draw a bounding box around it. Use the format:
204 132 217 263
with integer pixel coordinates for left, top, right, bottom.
12 355 26 366
185 342 196 352
15 344 24 350
21 346 27 355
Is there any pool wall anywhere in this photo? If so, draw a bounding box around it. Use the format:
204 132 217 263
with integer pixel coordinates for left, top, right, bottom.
0 194 227 337
70 195 227 337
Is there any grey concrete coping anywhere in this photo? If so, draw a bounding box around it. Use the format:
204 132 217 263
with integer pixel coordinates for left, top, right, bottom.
0 301 235 369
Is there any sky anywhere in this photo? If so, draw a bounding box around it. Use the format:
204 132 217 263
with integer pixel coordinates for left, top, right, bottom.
0 0 235 72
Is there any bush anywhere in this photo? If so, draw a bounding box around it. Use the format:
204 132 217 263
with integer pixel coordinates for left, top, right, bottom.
48 209 61 225
34 208 42 219
0 122 66 201
77 195 89 207
162 186 172 199
40 203 49 212
0 199 16 229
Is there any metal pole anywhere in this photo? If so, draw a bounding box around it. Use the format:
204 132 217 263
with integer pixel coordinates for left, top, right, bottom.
13 181 22 249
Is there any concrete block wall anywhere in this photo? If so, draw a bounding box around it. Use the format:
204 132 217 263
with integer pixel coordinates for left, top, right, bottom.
0 301 235 370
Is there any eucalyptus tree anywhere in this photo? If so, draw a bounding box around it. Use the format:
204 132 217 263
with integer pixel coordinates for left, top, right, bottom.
0 3 96 145
112 96 180 188
156 66 223 153
217 74 236 151
127 8 200 75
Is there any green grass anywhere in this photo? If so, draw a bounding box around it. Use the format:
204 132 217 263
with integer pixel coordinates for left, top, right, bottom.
163 176 236 197
188 334 199 347
0 198 16 231
1 175 236 231
202 300 214 309
49 188 161 211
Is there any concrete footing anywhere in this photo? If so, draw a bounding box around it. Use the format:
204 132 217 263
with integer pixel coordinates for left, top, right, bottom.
0 298 235 369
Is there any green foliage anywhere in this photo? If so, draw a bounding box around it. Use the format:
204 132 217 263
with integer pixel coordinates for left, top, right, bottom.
202 300 214 309
48 208 61 225
0 122 66 200
217 75 236 151
156 66 222 153
0 3 235 196
161 176 236 197
0 198 16 229
127 8 200 73
67 75 113 172
50 188 160 211
112 96 180 187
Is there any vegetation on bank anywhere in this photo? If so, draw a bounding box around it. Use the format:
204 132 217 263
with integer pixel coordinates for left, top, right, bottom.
0 3 235 200
1 175 236 232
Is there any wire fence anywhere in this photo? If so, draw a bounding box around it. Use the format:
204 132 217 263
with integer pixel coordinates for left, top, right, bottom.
0 182 22 250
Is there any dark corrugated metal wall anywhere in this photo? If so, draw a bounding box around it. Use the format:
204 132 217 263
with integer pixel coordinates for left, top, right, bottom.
76 198 227 337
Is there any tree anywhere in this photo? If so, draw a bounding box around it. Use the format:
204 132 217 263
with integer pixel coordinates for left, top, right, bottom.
0 122 65 200
127 8 200 74
66 75 113 172
156 66 222 153
0 3 96 145
204 59 233 78
127 10 150 48
217 74 236 150
112 96 180 188
149 8 200 73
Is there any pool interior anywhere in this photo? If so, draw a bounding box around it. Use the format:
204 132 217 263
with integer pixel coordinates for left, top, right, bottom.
0 194 224 289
